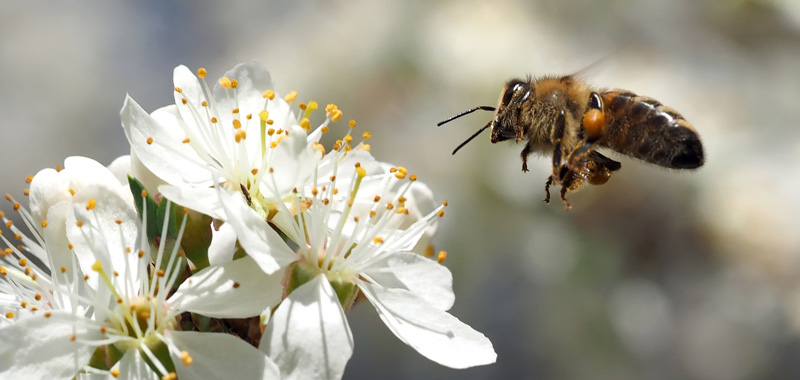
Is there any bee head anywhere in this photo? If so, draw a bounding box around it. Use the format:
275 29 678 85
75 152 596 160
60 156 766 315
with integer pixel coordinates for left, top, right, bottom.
490 78 530 143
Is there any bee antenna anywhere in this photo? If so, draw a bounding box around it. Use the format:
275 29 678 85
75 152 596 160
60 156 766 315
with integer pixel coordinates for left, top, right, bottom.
452 122 491 155
437 106 496 126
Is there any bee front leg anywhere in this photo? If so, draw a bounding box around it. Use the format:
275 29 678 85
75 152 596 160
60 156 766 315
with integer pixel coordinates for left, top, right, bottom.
521 142 534 172
566 92 605 168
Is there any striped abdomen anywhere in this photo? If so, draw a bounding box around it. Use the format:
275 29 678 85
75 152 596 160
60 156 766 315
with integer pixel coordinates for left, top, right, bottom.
600 91 704 169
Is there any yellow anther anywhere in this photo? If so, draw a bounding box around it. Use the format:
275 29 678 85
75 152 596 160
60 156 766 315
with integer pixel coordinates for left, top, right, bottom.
13 203 20 211
398 196 407 203
397 166 408 175
68 243 74 249
41 220 48 228
234 130 247 143
299 103 307 111
218 76 233 89
197 68 207 78
270 141 278 149
349 120 356 128
180 351 193 366
85 199 96 210
300 118 311 131
251 168 259 175
246 114 252 120
174 87 183 94
0 267 6 276
394 172 406 180
18 258 27 267
56 165 63 172
20 301 28 308
332 109 343 122
182 138 191 144
321 126 329 133
362 132 372 139
396 207 406 214
373 237 384 244
141 190 148 198
437 251 448 264
25 175 33 184
233 119 242 129
313 142 326 155
359 144 371 151
373 195 382 202
210 117 218 124
5 312 14 319
111 369 120 378
232 108 240 114
201 100 208 107
343 135 353 143
409 174 417 181
146 137 154 145
5 193 12 201
284 90 298 103
233 281 241 289
34 293 41 301
437 210 445 218
263 90 275 100
68 188 75 196
181 98 188 105
267 128 275 136
60 266 67 273
231 79 239 89
91 261 102 271
138 249 145 258
424 245 435 258
369 210 377 218
156 269 165 277
443 200 449 207
386 203 394 210
259 110 269 122
332 188 339 195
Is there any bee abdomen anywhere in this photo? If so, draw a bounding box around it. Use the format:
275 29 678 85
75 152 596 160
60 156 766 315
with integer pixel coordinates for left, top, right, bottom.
600 91 704 169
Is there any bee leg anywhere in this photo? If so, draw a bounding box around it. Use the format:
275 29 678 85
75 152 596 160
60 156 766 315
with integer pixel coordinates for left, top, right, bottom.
543 176 553 203
566 92 605 168
521 141 534 172
560 186 572 210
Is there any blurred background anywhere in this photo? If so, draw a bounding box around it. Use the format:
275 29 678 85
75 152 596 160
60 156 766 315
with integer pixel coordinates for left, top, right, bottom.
2 0 800 379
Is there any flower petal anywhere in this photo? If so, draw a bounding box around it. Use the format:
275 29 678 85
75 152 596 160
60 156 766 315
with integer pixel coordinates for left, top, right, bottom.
361 251 454 311
158 184 226 221
216 187 298 274
358 281 496 369
169 256 283 318
208 222 237 265
106 155 132 186
67 184 140 291
0 312 103 379
166 330 279 380
114 350 159 380
261 275 353 380
121 95 212 188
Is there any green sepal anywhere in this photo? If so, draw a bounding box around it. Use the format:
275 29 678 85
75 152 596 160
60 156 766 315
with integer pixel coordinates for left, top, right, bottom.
87 343 125 371
139 335 175 375
181 210 213 270
284 259 359 311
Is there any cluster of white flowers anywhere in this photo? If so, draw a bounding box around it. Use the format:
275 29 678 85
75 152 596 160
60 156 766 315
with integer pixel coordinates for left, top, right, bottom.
0 61 495 379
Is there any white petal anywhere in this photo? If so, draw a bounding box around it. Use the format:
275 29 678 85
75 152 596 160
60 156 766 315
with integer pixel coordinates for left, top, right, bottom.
121 95 212 188
166 330 279 380
0 312 103 379
208 222 237 265
213 61 274 117
216 188 298 274
115 350 159 380
260 125 322 196
41 202 79 283
29 167 70 227
67 184 140 291
169 256 283 318
358 281 496 369
261 275 353 380
63 156 126 192
158 184 226 220
361 251 454 311
106 155 132 186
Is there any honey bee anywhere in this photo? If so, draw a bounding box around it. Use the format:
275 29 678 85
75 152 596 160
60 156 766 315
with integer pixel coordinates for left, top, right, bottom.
438 75 704 209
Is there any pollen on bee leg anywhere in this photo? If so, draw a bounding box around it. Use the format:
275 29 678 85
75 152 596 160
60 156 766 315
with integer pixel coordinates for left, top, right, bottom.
583 109 605 140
